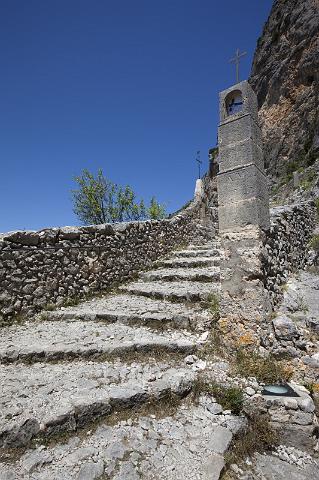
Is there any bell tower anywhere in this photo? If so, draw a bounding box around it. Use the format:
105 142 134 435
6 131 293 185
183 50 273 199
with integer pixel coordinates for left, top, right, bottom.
217 80 270 232
216 81 271 348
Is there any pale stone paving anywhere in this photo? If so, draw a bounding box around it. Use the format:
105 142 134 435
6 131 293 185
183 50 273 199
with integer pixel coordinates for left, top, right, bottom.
0 360 197 450
0 240 241 479
140 266 220 282
0 321 197 363
120 280 219 301
0 396 243 480
47 294 212 331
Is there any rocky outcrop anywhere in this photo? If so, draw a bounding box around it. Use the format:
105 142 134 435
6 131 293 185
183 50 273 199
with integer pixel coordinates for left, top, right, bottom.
250 0 319 180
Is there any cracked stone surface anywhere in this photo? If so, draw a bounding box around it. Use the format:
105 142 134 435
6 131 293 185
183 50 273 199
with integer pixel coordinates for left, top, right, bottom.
0 241 239 478
157 257 220 268
0 396 244 480
271 270 319 381
140 266 220 282
0 359 199 448
245 452 319 479
47 293 212 330
173 248 220 258
120 280 219 301
0 321 198 364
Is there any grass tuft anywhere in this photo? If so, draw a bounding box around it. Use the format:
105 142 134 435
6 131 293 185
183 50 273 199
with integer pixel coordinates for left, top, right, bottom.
192 379 243 415
234 350 293 384
309 234 319 252
225 413 278 467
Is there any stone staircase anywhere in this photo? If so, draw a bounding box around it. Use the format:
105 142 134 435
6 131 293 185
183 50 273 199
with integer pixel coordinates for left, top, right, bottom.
0 236 245 480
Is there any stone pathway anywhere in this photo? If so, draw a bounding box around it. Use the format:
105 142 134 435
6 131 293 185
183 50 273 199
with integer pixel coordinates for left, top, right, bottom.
0 240 246 480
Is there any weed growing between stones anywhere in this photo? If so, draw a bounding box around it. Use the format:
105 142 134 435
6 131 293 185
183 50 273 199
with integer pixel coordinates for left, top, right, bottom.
63 296 81 308
44 303 55 311
198 292 224 356
309 234 319 252
234 350 293 384
192 378 243 415
224 413 278 470
207 293 220 320
300 170 317 190
1 312 26 328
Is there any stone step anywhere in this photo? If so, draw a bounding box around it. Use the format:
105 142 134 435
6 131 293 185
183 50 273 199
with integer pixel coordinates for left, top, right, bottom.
47 294 212 331
157 257 220 268
120 280 219 302
140 266 220 282
0 360 197 449
0 394 243 479
187 242 221 250
173 248 220 258
0 321 198 364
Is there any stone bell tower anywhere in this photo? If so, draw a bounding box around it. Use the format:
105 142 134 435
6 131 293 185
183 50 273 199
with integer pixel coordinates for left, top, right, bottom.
217 80 269 232
216 81 271 348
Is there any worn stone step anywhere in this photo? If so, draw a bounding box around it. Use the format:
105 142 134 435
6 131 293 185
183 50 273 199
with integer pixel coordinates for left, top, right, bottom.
120 280 219 302
187 242 221 250
47 294 212 331
0 394 244 479
157 257 220 268
0 360 197 449
173 248 220 258
0 321 198 364
141 266 220 282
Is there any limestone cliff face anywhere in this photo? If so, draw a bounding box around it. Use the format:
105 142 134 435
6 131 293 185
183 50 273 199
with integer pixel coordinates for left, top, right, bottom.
250 0 319 180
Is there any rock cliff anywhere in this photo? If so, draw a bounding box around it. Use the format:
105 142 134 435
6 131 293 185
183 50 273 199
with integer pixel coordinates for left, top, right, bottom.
250 0 319 181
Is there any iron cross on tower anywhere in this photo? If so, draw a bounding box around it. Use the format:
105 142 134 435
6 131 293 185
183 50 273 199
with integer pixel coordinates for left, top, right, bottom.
196 151 202 179
229 49 247 83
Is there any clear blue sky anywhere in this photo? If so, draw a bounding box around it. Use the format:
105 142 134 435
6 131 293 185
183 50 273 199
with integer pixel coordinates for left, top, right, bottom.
0 0 273 232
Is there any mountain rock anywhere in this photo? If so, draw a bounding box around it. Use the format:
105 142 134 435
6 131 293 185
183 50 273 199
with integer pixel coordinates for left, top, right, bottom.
250 0 319 180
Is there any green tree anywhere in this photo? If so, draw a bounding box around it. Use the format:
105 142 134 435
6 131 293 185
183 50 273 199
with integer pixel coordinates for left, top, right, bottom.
147 197 166 220
72 169 166 224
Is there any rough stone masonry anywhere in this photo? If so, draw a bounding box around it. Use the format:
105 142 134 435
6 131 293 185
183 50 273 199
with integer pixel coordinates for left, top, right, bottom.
217 81 273 348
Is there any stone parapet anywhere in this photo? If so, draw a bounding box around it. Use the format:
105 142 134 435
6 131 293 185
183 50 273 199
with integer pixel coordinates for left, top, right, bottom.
263 201 317 304
0 192 215 325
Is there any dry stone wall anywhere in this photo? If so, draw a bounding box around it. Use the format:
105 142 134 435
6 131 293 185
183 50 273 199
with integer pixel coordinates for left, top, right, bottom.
0 195 213 325
263 201 317 304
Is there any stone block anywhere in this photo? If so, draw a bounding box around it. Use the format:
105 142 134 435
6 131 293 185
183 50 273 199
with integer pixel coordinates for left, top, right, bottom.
217 164 269 206
219 138 264 172
218 114 262 149
218 199 270 232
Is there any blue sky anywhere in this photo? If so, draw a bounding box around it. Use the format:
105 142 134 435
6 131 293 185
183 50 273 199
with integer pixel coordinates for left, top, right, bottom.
0 0 273 232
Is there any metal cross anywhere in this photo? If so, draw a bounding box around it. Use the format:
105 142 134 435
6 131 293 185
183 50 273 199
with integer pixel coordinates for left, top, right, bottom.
196 150 202 179
229 49 247 83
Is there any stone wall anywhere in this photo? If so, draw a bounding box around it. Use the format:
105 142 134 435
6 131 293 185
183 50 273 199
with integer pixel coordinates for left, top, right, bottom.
0 191 215 325
263 201 317 304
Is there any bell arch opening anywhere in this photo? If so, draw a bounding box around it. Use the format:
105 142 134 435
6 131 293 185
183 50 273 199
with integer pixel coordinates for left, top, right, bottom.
225 90 243 116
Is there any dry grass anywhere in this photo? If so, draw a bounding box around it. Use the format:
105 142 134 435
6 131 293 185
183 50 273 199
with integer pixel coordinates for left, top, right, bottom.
234 350 293 384
225 413 278 467
192 378 243 415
